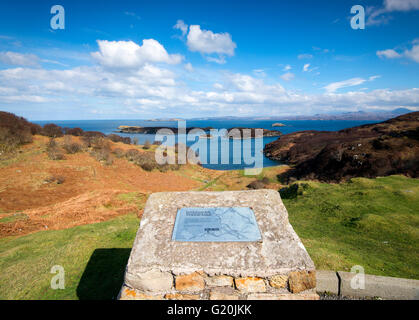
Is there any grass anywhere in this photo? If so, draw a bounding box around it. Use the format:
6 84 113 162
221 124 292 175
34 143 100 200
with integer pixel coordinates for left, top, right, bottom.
0 213 139 300
0 173 418 299
283 175 419 279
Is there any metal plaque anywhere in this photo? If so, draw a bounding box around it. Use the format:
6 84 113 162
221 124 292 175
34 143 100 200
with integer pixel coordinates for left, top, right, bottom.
172 207 262 242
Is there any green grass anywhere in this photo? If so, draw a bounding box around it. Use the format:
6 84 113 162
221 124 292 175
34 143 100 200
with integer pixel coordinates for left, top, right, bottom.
0 175 418 300
283 175 419 279
0 214 139 300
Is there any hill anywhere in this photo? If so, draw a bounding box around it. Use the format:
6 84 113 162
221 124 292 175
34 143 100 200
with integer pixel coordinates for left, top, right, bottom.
264 112 419 182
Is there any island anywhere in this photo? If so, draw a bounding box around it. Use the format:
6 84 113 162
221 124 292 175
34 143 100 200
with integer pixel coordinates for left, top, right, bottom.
272 122 286 127
117 126 282 139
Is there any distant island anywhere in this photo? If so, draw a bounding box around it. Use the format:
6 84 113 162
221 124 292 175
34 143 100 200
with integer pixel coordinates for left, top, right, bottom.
117 126 282 138
272 123 286 127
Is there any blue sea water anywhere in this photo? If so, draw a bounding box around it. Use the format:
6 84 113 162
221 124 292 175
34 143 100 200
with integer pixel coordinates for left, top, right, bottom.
33 119 378 171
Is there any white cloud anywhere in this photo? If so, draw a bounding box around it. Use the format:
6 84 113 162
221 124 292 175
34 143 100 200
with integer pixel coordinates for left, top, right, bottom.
298 54 313 60
184 62 194 72
377 41 419 63
303 63 310 72
186 25 236 63
377 49 402 59
367 0 419 26
173 20 188 37
91 39 183 69
404 44 419 63
324 78 366 93
384 0 419 11
0 51 39 67
324 76 380 93
280 72 294 81
283 64 292 71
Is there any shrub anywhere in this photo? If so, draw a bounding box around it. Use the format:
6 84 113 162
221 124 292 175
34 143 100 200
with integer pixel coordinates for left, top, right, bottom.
64 127 84 136
46 138 65 160
82 131 106 148
44 175 65 184
42 124 63 138
112 147 125 158
0 111 34 154
107 134 131 144
132 137 139 145
247 180 266 189
143 140 151 150
62 135 83 154
125 149 140 161
89 138 113 165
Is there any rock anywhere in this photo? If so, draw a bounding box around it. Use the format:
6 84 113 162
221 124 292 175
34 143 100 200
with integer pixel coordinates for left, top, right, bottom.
289 270 316 293
209 288 240 300
175 272 205 292
269 274 288 289
235 277 266 293
165 293 201 300
124 269 173 293
206 275 234 287
118 286 163 300
246 180 266 189
272 123 286 127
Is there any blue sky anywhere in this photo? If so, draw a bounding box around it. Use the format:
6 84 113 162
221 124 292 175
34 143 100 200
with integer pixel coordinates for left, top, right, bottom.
0 0 418 120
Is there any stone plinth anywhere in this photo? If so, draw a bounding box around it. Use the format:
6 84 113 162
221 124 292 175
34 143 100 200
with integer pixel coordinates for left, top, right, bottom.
118 190 318 300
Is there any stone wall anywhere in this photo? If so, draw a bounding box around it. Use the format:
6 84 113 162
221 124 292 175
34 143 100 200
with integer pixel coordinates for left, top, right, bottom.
118 270 319 300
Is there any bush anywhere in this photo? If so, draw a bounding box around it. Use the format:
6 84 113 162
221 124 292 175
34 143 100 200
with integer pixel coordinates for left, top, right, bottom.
42 124 63 138
90 138 113 165
143 140 151 150
125 149 140 161
46 138 65 160
107 134 131 144
112 148 125 158
0 111 34 154
82 131 106 148
64 127 84 136
44 175 65 184
247 180 266 189
62 135 82 154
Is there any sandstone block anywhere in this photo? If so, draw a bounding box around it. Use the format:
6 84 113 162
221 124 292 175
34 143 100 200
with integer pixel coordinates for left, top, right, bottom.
235 277 266 293
165 293 201 300
175 272 205 292
288 270 316 293
269 274 288 289
125 269 173 293
206 275 234 287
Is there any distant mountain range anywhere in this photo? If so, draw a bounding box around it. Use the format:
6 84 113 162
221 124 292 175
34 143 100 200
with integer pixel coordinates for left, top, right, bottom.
180 108 415 122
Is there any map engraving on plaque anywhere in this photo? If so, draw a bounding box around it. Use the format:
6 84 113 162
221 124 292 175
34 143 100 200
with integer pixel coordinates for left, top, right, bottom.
172 207 262 242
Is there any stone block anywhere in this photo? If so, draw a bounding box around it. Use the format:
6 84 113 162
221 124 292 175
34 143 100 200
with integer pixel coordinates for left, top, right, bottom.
269 274 288 289
165 293 201 300
124 269 173 293
235 277 266 293
175 272 205 292
206 275 234 287
289 270 316 293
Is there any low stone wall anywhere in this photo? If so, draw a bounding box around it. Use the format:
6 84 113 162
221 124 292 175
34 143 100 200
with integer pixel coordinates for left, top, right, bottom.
118 270 319 300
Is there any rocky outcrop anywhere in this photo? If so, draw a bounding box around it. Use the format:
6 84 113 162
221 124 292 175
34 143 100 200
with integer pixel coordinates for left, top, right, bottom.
264 112 419 182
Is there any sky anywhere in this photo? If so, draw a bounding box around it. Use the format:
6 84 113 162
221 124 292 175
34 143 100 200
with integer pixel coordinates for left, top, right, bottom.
0 0 418 120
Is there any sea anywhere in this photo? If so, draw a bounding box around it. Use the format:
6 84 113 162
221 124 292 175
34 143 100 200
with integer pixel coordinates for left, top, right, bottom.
33 119 378 171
